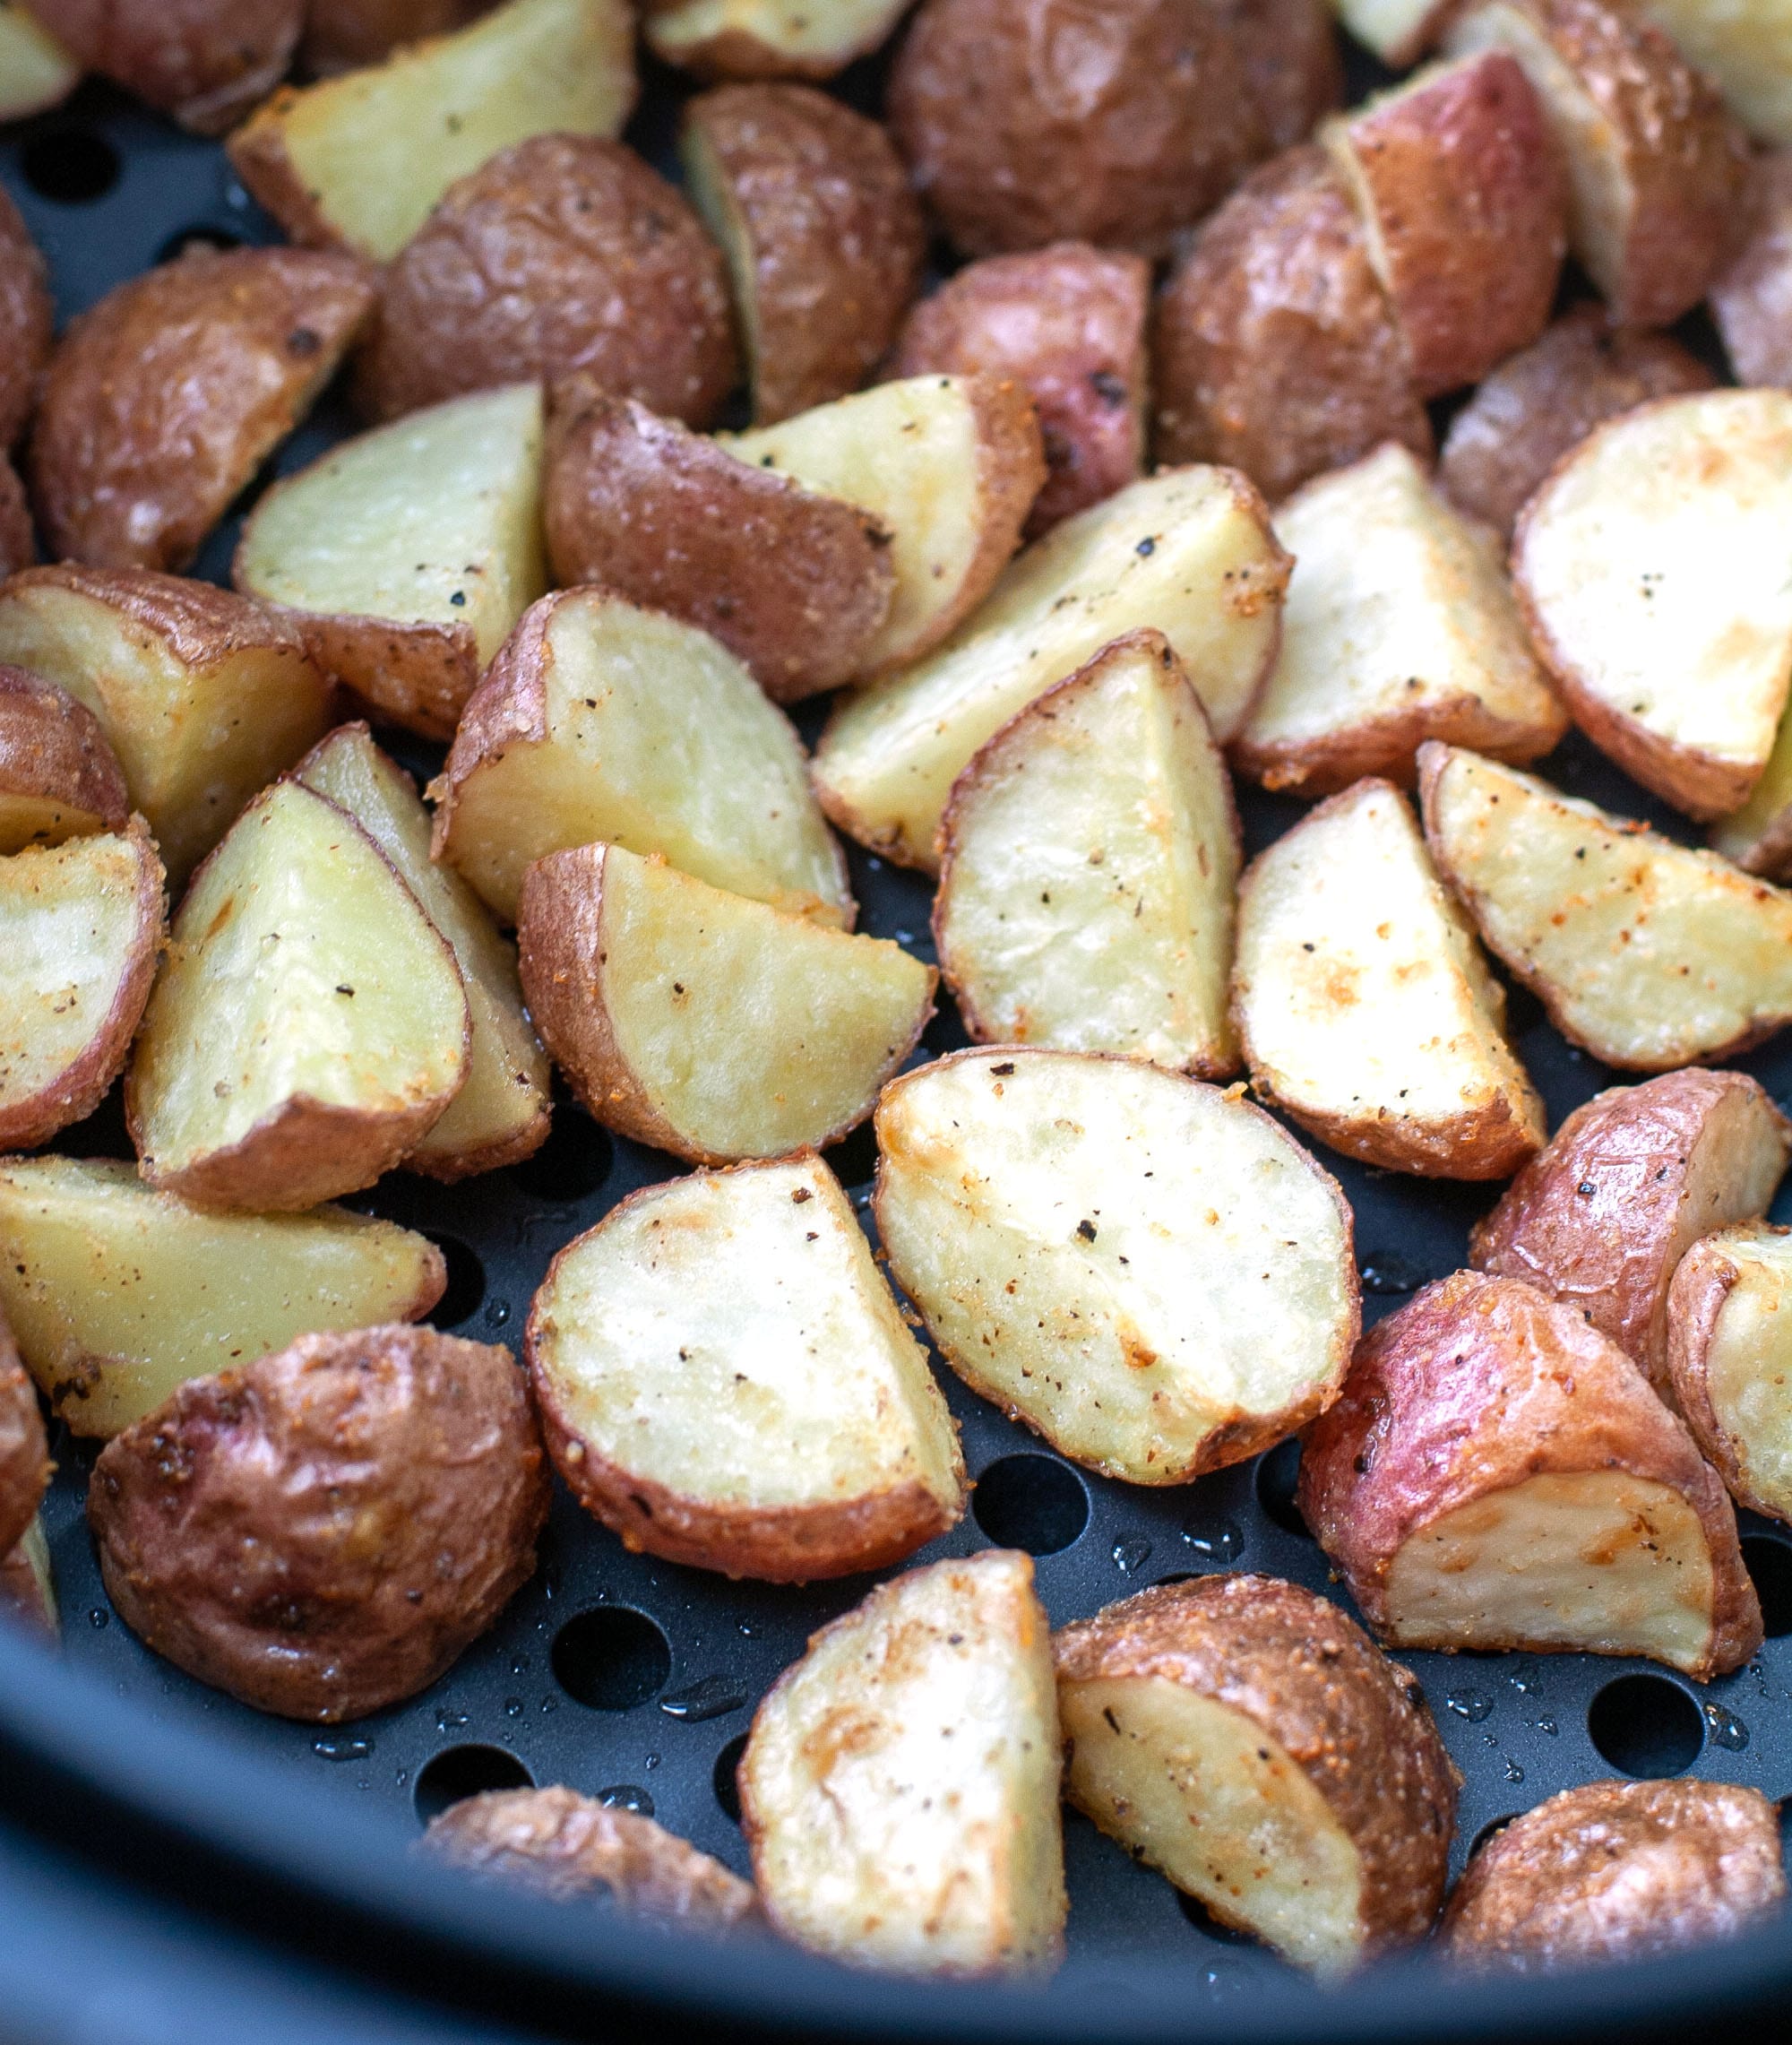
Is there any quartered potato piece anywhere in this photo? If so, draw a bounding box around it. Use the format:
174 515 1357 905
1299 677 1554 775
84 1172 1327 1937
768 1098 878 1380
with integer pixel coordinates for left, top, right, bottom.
0 5 76 120
1633 0 1792 142
647 0 909 79
1233 780 1544 1178
21 0 298 133
227 0 638 262
518 844 934 1165
741 1549 1066 1976
235 383 547 741
1300 1270 1762 1679
935 630 1241 1074
1712 150 1792 387
296 723 548 1181
874 1049 1357 1483
1055 1575 1457 1977
0 1154 444 1437
432 589 852 927
1420 744 1792 1068
0 665 128 855
1670 1222 1792 1525
1512 390 1792 820
1234 443 1564 797
0 1511 54 1636
126 781 471 1212
0 1310 48 1561
814 466 1288 870
526 1154 964 1579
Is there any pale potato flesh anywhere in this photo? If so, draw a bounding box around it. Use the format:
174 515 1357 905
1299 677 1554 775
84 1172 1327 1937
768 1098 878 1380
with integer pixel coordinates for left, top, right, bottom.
936 633 1240 1073
874 1050 1357 1482
1684 1224 1792 1522
1635 0 1792 142
0 5 77 118
0 794 109 855
1712 699 1792 876
1332 0 1447 63
648 0 906 70
1059 1678 1362 1977
815 467 1287 869
0 1155 444 1437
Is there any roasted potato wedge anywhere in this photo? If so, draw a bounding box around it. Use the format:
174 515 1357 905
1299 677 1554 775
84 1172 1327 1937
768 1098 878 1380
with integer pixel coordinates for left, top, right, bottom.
303 0 493 73
0 1309 47 1562
1233 779 1545 1178
1300 1269 1762 1678
0 1511 54 1637
432 588 852 927
0 1153 444 1437
542 388 894 704
296 723 548 1181
888 244 1148 538
228 0 636 263
356 136 735 428
0 184 50 453
681 83 924 426
0 820 163 1153
1420 744 1792 1068
1055 1575 1456 1977
126 781 471 1212
0 665 128 855
234 382 547 741
935 630 1242 1074
1669 1221 1792 1524
1234 443 1564 797
526 1154 964 1579
1632 0 1792 143
0 567 332 887
518 843 934 1165
741 1549 1065 1976
90 1325 548 1721
1469 1069 1791 1394
0 4 77 119
29 247 376 576
1712 149 1792 386
20 0 299 132
874 1048 1357 1482
721 374 1044 678
645 0 908 77
1513 389 1792 820
1442 1780 1786 1972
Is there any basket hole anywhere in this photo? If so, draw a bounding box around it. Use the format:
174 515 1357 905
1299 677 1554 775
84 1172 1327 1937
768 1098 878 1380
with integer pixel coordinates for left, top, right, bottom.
1177 1892 1254 1944
510 1110 612 1202
972 1454 1089 1555
1254 1438 1310 1537
1588 1673 1702 1777
426 1235 485 1328
1469 1815 1519 1860
1743 1534 1792 1637
713 1733 747 1824
21 126 120 203
551 1607 671 1711
156 224 243 263
413 1743 532 1826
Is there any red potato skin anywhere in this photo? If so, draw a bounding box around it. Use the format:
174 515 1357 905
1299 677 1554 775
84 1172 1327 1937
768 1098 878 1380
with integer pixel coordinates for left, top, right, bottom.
0 186 51 453
0 665 126 843
19 0 304 133
0 460 32 578
0 1313 48 1562
302 0 494 72
1711 150 1792 388
1222 0 1343 153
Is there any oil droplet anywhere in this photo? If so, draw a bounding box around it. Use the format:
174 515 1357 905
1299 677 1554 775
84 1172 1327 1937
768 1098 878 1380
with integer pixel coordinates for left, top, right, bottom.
314 1736 372 1762
485 1299 512 1327
644 1752 661 1770
1358 1250 1423 1296
892 928 917 947
88 1608 109 1629
504 1696 523 1718
395 1769 409 1788
1444 1689 1493 1722
510 1655 530 1676
1508 1660 1544 1696
851 1186 873 1212
1535 1716 1558 1738
1704 1702 1750 1750
540 1695 559 1713
1112 1536 1151 1574
1503 1759 1525 1783
1180 1519 1244 1565
598 1784 654 1816
737 1620 754 1637
660 1674 746 1722
435 1708 470 1732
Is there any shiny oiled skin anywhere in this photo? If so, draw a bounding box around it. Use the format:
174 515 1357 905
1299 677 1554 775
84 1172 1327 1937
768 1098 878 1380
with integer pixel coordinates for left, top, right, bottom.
0 1316 48 1562
20 0 304 133
0 186 50 453
0 664 129 834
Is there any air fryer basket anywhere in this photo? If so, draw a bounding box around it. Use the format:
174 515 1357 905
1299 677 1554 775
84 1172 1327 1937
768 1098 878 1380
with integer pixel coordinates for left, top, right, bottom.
2 45 1791 2045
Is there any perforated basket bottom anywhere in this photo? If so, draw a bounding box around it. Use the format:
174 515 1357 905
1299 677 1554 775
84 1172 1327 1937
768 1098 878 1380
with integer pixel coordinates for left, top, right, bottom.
4 70 1792 2000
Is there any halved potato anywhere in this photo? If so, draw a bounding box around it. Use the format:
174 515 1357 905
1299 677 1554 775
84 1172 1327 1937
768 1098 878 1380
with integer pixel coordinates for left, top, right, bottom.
1670 1221 1792 1525
874 1048 1357 1483
1233 779 1545 1178
1055 1574 1457 1977
1420 744 1792 1068
740 1549 1065 1976
431 589 852 927
1633 0 1792 142
1512 389 1792 821
1234 442 1564 797
721 374 1044 677
1301 1269 1762 1678
814 466 1288 871
1712 149 1792 386
526 1153 965 1578
0 1153 444 1437
0 5 76 118
1 1310 48 1561
0 665 128 855
518 843 934 1164
0 568 333 887
934 630 1241 1074
296 723 548 1180
234 383 547 742
646 0 908 78
126 781 470 1212
227 0 637 262
21 0 299 132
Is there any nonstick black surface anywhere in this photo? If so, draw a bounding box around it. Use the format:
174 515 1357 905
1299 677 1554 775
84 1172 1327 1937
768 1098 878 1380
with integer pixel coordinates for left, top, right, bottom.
4 47 1792 2008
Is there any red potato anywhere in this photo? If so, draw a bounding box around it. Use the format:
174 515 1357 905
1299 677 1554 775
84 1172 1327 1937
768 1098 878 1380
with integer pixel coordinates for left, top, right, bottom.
0 184 51 453
0 1309 47 1562
303 0 495 72
0 666 128 856
0 458 31 578
1711 148 1792 388
1668 1221 1792 1525
18 0 302 131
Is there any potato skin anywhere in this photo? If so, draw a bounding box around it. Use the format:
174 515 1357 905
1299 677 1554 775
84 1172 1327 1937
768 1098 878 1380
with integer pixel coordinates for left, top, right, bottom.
1667 1228 1792 1522
29 247 376 576
356 135 734 427
0 1313 47 1562
1055 1574 1457 1956
89 1325 549 1721
0 186 50 453
543 383 894 702
19 0 303 133
1442 1780 1786 1972
0 665 128 848
0 460 32 579
302 0 491 72
1712 150 1792 388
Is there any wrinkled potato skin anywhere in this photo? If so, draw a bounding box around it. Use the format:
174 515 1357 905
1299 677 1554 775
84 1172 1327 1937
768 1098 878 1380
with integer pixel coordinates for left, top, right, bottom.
20 0 303 132
1152 147 1432 501
89 1325 549 1721
0 186 49 454
0 459 32 578
302 0 492 72
0 665 127 847
1442 1780 1786 1972
0 1313 47 1560
1711 149 1792 388
356 134 736 427
543 384 894 702
30 247 377 576
1438 306 1714 541
1225 0 1341 152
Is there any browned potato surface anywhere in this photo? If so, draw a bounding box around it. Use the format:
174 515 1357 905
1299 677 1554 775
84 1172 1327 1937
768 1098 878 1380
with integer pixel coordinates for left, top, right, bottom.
1300 1269 1763 1678
0 665 127 856
357 134 735 427
889 245 1148 537
1668 1221 1792 1524
89 1325 548 1721
303 0 494 72
0 185 49 453
681 83 923 425
0 1309 47 1561
1442 1780 1786 1971
1712 149 1792 386
29 247 376 576
0 457 30 577
1470 1070 1791 1396
542 386 893 703
1055 1575 1455 1975
644 0 909 78
20 0 301 131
